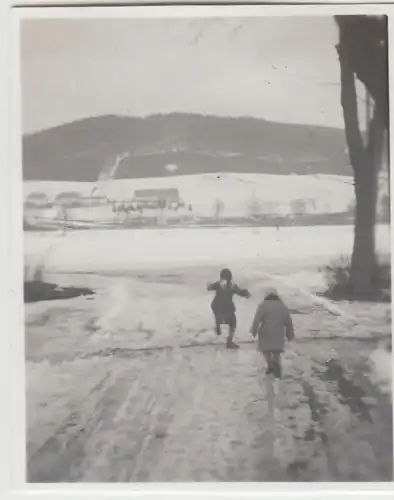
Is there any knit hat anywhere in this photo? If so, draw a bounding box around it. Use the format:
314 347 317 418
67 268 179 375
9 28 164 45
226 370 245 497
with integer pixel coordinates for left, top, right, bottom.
265 286 278 297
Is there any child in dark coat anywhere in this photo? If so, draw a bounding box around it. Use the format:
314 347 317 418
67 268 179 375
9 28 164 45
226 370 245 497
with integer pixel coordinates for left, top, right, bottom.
207 268 251 349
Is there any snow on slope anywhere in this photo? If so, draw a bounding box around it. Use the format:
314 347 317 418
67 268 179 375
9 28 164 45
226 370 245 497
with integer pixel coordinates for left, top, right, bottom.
24 173 355 217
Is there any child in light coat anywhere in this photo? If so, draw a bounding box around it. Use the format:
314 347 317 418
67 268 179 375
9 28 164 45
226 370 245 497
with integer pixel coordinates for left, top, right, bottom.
250 287 294 378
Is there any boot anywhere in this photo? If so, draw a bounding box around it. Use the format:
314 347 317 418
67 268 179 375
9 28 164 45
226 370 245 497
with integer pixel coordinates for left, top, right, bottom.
273 363 282 379
226 340 240 349
226 326 238 348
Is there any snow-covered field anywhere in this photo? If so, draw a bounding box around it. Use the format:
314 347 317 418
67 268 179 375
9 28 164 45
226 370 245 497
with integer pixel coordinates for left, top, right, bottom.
24 173 357 217
24 224 390 277
25 223 392 482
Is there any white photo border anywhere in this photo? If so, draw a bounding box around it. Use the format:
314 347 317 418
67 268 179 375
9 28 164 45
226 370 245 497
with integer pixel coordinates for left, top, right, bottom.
2 2 394 499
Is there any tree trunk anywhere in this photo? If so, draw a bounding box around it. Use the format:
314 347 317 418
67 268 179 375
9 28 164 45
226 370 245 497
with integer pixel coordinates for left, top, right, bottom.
352 108 384 293
337 37 380 296
351 159 378 294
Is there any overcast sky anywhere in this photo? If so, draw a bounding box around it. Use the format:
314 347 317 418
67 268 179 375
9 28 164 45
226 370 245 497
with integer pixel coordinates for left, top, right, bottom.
21 16 360 134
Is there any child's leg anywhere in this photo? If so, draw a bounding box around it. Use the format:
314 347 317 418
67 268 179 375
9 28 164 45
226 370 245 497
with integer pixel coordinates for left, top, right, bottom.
226 313 239 348
263 351 273 372
272 351 282 378
227 325 235 344
214 315 222 336
272 351 280 364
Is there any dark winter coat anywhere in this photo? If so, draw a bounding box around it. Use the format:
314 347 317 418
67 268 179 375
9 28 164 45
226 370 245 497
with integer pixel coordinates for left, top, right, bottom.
250 295 294 352
207 281 250 314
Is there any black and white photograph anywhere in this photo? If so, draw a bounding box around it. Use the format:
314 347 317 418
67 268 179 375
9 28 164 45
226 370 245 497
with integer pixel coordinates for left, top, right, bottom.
20 7 392 483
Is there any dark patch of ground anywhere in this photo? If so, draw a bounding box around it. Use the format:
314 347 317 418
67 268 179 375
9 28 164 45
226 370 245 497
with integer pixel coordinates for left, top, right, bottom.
24 280 94 303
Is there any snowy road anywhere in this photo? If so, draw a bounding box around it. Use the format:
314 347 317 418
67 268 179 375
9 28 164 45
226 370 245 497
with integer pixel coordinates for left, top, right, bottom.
25 265 392 482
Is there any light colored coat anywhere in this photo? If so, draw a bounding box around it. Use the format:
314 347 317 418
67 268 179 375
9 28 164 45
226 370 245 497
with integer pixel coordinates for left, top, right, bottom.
250 297 294 352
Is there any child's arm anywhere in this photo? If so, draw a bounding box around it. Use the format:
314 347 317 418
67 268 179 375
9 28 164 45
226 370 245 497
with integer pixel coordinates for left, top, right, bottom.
285 308 295 341
250 302 266 338
233 284 251 299
207 282 218 292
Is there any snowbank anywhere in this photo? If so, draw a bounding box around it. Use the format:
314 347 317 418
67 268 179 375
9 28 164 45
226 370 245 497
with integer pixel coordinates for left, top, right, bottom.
369 348 392 397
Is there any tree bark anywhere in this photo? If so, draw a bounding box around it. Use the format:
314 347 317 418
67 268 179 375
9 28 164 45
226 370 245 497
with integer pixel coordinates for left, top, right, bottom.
337 37 380 296
351 154 378 294
334 16 389 128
